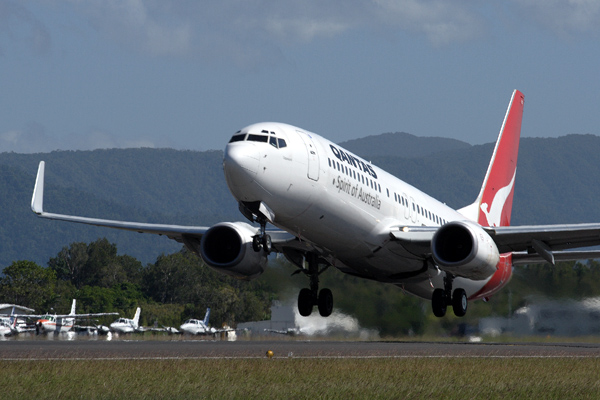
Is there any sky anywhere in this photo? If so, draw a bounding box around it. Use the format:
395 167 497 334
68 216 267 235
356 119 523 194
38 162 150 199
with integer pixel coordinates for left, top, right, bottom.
1 1 599 153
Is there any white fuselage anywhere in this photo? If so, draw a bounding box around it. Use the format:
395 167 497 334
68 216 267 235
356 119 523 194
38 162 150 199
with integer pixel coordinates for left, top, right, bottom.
37 315 75 333
179 319 212 335
224 122 492 300
110 318 137 334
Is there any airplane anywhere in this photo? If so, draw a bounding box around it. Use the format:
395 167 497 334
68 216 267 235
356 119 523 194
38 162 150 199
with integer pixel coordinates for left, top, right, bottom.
179 308 216 335
30 89 600 319
35 299 118 334
109 307 143 334
0 304 38 336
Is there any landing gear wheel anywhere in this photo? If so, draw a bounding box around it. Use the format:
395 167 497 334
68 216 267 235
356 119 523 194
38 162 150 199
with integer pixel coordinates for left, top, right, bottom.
318 288 333 317
262 234 272 253
452 288 468 317
252 236 262 252
298 288 314 317
432 288 447 318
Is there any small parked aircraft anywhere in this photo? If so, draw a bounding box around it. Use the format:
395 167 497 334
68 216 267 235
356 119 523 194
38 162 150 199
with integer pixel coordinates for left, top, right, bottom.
179 308 215 335
35 299 118 334
109 307 143 334
0 304 38 336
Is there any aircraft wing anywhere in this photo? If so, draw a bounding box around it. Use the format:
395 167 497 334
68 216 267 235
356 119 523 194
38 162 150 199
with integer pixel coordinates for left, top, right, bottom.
390 224 600 266
487 224 600 253
32 161 212 241
0 304 36 314
51 313 119 319
512 250 600 266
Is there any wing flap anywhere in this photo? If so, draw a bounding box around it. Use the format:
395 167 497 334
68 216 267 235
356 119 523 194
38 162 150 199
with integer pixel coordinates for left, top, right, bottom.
486 224 600 253
512 250 600 265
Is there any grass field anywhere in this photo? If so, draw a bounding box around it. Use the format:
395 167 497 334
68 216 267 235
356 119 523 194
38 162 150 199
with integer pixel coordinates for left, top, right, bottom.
1 357 599 399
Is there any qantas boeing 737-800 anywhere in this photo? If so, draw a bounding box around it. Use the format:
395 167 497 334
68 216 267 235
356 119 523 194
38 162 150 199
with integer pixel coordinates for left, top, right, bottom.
30 90 600 318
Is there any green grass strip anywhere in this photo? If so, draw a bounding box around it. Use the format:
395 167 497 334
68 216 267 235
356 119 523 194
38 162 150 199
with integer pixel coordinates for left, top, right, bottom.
1 358 599 399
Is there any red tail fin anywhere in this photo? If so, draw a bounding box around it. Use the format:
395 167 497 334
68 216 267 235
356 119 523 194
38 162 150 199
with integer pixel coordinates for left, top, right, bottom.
459 90 524 227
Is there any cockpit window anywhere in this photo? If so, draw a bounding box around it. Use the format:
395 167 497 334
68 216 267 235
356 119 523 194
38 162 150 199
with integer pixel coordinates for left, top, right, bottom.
229 134 246 143
231 131 287 149
247 134 269 143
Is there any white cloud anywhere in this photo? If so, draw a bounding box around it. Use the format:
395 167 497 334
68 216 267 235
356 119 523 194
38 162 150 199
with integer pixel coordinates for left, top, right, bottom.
514 0 600 35
21 0 599 64
373 0 485 45
0 0 51 56
68 0 192 56
0 124 53 153
0 124 168 153
58 0 486 61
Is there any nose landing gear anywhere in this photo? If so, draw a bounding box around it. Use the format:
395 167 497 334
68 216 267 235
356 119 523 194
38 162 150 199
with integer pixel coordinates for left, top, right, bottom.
251 217 272 253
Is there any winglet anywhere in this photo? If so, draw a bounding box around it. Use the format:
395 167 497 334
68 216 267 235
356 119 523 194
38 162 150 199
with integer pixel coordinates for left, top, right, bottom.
31 161 45 214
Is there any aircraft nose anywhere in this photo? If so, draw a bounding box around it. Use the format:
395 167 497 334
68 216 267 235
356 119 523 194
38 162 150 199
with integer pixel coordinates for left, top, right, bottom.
223 143 260 192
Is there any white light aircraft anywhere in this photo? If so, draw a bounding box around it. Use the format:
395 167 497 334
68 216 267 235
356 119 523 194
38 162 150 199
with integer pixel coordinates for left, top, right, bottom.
0 304 37 336
110 307 143 334
35 299 118 334
180 308 216 335
31 90 600 318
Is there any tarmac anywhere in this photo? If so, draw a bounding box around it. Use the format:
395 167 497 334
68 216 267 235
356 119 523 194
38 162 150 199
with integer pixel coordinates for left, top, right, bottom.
2 337 600 359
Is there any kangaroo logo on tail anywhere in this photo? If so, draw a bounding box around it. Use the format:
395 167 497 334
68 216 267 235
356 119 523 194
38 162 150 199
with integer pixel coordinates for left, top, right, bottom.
480 169 517 227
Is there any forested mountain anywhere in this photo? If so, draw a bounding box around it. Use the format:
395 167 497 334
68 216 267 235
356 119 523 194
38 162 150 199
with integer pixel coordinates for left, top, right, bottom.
339 131 470 159
2 133 600 268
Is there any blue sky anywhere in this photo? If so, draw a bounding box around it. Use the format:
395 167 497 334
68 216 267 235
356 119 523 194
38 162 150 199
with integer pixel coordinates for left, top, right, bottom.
1 1 599 153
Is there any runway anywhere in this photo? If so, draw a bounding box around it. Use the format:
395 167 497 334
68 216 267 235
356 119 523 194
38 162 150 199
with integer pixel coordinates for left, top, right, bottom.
2 338 600 359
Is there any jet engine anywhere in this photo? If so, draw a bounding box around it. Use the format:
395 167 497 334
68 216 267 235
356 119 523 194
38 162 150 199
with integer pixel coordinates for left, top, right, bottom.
431 220 499 280
200 222 267 280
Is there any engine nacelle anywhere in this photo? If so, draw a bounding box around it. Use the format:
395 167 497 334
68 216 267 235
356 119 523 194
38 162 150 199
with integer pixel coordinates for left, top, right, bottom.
431 220 499 280
200 222 267 280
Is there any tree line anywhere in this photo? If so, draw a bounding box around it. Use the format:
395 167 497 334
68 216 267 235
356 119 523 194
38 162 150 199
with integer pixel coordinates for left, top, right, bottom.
3 237 600 335
0 238 277 328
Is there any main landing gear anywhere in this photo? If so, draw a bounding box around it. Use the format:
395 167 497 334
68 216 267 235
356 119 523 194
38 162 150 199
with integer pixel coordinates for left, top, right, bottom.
251 217 272 253
431 273 468 318
294 253 333 317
